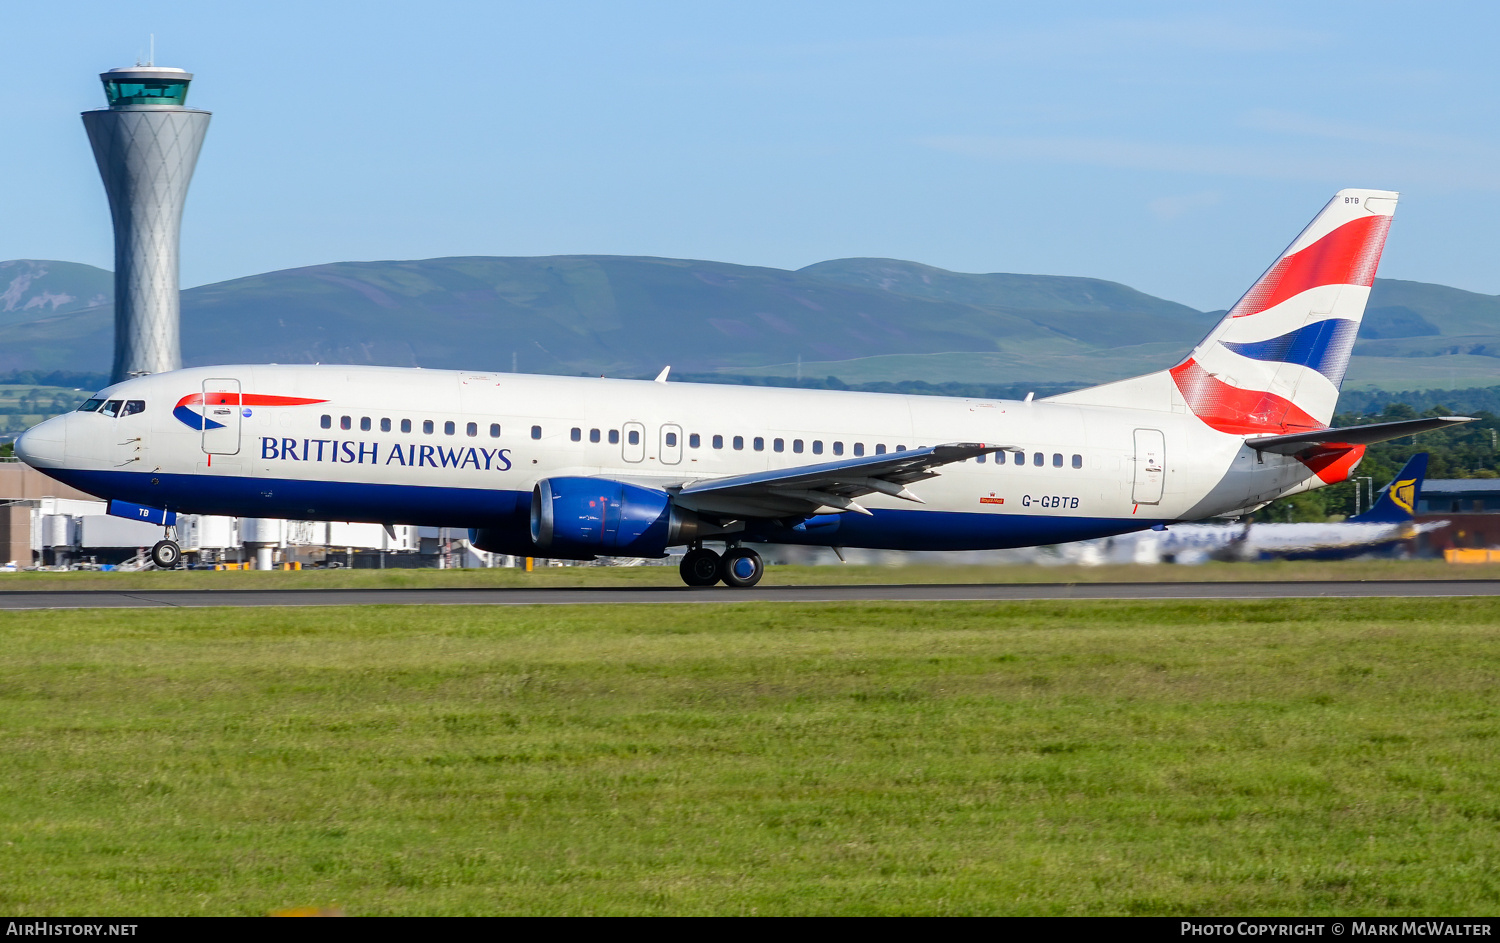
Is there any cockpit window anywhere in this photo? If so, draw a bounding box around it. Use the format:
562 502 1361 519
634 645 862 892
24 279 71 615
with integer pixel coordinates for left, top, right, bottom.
77 398 105 412
100 400 123 418
122 400 146 416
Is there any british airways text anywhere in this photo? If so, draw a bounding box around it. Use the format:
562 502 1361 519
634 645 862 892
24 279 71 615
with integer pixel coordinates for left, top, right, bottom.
260 437 513 471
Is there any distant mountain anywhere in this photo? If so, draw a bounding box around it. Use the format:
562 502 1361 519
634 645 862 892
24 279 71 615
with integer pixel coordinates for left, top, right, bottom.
0 260 110 325
0 255 1494 392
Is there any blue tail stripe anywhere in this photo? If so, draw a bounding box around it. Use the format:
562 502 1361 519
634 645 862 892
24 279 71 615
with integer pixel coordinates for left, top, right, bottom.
1222 318 1359 385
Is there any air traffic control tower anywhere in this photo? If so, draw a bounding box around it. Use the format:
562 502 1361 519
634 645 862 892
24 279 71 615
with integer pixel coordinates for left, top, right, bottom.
82 66 210 382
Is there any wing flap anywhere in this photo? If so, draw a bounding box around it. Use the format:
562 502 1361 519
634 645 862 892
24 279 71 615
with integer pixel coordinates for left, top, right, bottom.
675 442 1010 517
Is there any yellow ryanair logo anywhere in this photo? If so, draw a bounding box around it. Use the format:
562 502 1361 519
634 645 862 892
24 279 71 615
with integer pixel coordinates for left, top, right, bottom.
1390 478 1417 514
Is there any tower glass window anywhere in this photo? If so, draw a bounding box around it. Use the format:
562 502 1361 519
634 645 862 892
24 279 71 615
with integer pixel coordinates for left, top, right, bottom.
103 77 191 108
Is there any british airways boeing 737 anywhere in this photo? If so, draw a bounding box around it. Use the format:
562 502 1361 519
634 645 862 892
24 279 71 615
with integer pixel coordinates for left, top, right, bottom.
13 189 1471 586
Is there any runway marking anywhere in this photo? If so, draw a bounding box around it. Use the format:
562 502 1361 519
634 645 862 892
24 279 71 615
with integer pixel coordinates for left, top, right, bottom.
0 580 1497 610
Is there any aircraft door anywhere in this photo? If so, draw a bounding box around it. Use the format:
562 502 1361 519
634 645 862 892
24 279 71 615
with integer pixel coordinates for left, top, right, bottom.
1132 428 1165 505
660 423 683 465
622 421 646 463
201 378 242 455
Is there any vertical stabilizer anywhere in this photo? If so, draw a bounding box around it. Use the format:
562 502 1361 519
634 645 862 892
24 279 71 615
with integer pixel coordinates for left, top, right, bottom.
1349 452 1427 524
1049 189 1397 433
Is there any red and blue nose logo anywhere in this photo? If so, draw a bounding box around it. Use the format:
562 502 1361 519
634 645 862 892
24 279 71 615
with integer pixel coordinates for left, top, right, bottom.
173 393 327 430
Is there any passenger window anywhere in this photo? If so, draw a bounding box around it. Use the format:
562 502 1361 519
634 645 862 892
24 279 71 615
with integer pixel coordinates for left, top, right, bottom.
666 432 678 447
590 428 601 443
1072 454 1083 469
319 414 331 429
571 427 582 442
423 420 434 434
1053 453 1063 467
996 451 1006 465
360 417 371 432
1033 452 1043 466
467 422 478 437
401 419 412 433
832 442 843 456
896 445 906 452
812 440 824 454
489 423 501 438
977 453 986 464
854 443 864 456
341 415 352 430
101 400 122 418
793 439 804 453
689 433 700 448
628 429 640 445
774 438 784 453
733 436 744 450
753 437 764 451
77 399 105 413
380 418 392 432
444 421 456 435
713 435 724 449
609 430 620 444
531 425 542 440
875 444 886 455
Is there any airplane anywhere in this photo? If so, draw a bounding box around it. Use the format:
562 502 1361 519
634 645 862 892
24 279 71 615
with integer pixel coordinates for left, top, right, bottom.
1088 452 1443 564
13 188 1473 587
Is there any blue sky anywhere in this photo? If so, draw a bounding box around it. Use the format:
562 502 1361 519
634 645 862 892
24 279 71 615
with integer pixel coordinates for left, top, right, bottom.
6 1 1500 310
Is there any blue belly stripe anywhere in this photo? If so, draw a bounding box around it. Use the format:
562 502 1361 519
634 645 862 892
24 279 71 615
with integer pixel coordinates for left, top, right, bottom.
48 467 1166 553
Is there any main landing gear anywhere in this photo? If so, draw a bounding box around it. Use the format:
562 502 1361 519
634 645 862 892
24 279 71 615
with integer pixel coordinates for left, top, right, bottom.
678 544 764 588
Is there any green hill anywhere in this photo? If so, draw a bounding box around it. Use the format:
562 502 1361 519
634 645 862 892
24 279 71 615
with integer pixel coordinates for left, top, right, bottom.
0 260 111 326
0 256 1495 392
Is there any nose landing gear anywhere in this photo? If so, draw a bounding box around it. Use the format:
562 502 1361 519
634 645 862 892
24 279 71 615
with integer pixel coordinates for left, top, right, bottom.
150 539 181 570
677 544 764 588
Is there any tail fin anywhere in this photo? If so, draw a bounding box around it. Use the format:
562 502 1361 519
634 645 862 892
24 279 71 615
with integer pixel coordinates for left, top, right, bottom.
1049 188 1398 433
1349 452 1427 524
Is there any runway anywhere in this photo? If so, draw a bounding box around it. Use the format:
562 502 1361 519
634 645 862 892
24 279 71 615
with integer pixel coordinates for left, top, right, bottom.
0 579 1498 609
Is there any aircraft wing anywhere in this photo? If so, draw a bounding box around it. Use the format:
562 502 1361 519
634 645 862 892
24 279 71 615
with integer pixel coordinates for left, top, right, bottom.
673 442 1011 518
1246 416 1473 455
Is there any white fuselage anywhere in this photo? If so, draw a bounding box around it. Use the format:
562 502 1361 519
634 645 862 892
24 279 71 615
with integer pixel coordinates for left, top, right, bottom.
16 364 1329 553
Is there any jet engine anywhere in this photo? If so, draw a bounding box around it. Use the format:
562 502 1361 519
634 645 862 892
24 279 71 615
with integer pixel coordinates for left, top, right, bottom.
529 477 703 558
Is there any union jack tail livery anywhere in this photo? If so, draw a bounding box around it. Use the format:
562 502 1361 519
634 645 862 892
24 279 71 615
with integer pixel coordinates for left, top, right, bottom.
1051 188 1398 434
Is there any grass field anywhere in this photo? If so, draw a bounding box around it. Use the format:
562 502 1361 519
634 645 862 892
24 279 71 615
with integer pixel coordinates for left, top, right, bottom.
3 598 1499 915
2 557 1498 590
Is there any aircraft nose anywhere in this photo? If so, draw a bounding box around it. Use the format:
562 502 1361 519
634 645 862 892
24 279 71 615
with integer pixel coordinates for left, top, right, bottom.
15 416 66 468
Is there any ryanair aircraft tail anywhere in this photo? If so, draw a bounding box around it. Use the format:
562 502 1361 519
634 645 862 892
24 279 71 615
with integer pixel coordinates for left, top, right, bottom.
1049 188 1398 434
1349 452 1427 524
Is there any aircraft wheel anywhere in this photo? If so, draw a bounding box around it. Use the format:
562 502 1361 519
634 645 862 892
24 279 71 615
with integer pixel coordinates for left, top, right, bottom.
679 548 722 586
720 547 764 588
150 540 181 570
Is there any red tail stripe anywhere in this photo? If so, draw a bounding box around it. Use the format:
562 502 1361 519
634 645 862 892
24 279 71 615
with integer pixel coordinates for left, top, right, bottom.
1297 443 1366 484
175 393 328 408
1229 214 1392 319
1169 359 1323 434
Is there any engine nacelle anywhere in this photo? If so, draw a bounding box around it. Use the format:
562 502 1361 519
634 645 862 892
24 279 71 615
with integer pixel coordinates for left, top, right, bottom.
530 477 698 558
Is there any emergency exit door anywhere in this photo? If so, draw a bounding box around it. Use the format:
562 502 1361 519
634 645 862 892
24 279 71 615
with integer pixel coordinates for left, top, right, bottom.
201 378 241 455
1132 428 1165 505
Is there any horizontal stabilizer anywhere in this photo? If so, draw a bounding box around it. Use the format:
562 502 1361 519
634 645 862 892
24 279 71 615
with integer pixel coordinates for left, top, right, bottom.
1246 416 1473 455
